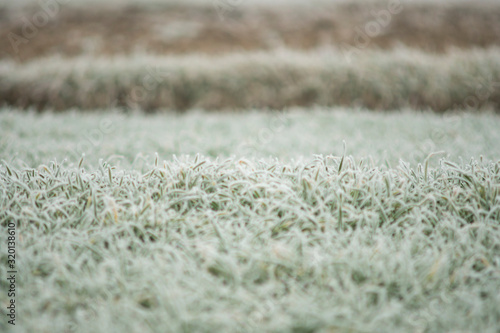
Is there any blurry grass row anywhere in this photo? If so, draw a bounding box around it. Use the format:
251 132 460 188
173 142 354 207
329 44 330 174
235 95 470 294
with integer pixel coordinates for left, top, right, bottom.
1 155 500 332
1 48 500 112
2 108 500 168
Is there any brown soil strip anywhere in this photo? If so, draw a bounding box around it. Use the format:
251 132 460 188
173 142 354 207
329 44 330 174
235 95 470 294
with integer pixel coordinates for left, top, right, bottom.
1 2 500 62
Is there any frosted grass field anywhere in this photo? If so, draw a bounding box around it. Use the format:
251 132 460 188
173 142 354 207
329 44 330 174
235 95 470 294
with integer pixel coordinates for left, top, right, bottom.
1 109 500 332
2 0 500 331
3 48 500 111
2 108 500 167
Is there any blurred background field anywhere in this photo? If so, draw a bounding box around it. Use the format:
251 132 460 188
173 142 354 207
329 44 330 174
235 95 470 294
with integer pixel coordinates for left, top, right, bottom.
1 108 500 168
1 0 500 112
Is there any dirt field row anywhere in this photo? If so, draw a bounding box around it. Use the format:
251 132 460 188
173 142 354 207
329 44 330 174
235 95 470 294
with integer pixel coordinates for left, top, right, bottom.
2 1 500 62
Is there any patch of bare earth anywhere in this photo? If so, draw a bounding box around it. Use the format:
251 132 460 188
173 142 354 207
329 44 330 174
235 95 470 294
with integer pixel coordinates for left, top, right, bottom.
1 2 500 61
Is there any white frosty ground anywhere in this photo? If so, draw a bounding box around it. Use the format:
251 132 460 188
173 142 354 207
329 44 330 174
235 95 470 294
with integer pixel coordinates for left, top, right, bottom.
0 108 499 333
1 107 500 168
